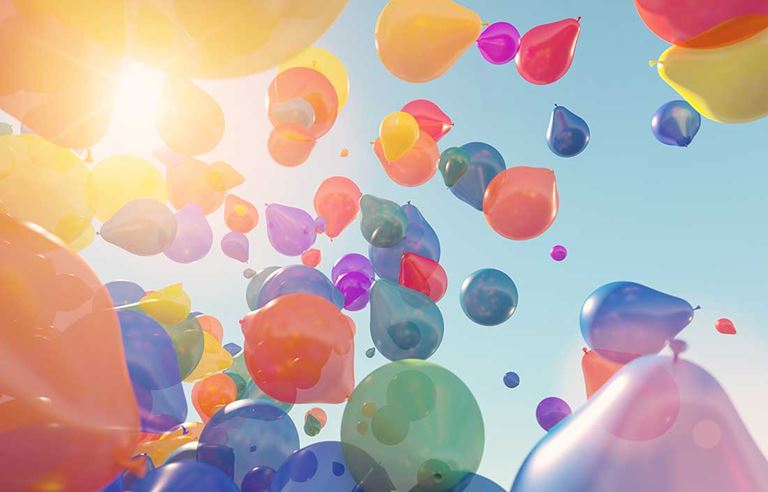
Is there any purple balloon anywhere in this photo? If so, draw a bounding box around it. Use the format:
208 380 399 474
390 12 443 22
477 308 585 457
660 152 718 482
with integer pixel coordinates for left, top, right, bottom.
550 245 567 262
335 271 373 311
222 231 249 263
332 253 374 284
266 204 317 256
536 397 572 431
164 204 213 263
314 217 327 234
255 265 344 309
476 22 521 65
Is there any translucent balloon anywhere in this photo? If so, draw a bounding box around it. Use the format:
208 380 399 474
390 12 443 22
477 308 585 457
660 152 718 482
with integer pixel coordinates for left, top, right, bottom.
341 360 484 492
335 271 373 311
359 194 408 248
399 252 448 302
266 203 317 256
401 99 454 142
241 466 276 492
651 100 702 147
140 283 191 325
268 68 338 138
0 215 139 492
546 105 590 157
439 147 471 187
135 422 204 466
197 314 224 342
370 279 445 361
444 473 506 492
184 332 233 383
100 199 177 255
314 216 327 233
374 132 440 187
581 348 623 399
166 157 225 214
483 167 559 240
107 280 146 307
503 372 520 389
379 111 420 162
332 253 374 283
163 204 214 263
375 0 482 82
0 122 11 135
279 47 350 111
653 29 768 123
133 462 238 492
245 266 281 311
580 282 696 363
268 98 316 130
221 231 250 263
715 318 737 335
476 22 521 65
268 125 317 167
87 155 167 222
206 161 244 193
224 195 259 233
550 245 568 262
515 18 581 85
165 441 200 465
242 293 356 404
193 374 238 423
243 380 295 414
450 142 506 211
303 408 327 437
300 248 320 267
313 176 361 239
536 397 572 431
460 269 519 326
255 264 344 309
161 314 204 381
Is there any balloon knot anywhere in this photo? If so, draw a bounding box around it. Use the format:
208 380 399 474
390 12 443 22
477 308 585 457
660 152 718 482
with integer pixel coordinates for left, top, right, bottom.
576 16 582 22
582 347 589 354
693 305 701 311
648 60 659 68
481 21 490 27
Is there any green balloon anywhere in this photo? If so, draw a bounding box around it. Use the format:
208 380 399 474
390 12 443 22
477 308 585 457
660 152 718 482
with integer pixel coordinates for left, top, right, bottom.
438 147 470 188
360 194 408 248
341 360 484 491
162 314 204 380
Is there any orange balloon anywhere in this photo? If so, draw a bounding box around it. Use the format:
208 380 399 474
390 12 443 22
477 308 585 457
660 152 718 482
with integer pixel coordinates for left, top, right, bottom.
267 125 317 167
301 248 322 267
241 293 356 404
581 348 624 399
313 176 361 238
166 157 226 214
224 194 259 233
206 161 244 193
196 314 224 343
192 374 238 423
373 132 439 187
135 422 204 465
0 214 139 492
483 166 559 240
267 67 338 139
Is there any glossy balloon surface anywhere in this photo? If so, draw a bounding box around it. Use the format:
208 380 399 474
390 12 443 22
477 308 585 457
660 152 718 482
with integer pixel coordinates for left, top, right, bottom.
476 22 521 65
515 18 581 85
450 142 506 211
651 100 701 147
546 106 590 157
460 269 519 326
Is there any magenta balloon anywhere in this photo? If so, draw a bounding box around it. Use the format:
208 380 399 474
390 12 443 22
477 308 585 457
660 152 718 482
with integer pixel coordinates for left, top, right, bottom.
221 231 249 263
266 204 317 256
476 22 521 65
332 253 375 284
335 271 373 311
164 204 213 263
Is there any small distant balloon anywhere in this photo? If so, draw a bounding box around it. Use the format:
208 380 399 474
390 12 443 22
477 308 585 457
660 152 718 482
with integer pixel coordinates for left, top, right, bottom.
303 408 327 437
550 245 567 261
503 372 520 389
221 232 250 263
476 22 521 65
546 106 590 157
301 248 321 268
715 318 737 335
340 148 350 157
460 269 519 326
536 397 572 431
224 195 259 234
266 204 317 256
652 100 701 147
438 147 470 188
365 347 376 358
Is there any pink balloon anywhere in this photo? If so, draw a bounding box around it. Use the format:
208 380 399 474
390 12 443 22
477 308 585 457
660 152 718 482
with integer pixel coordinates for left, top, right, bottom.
266 203 317 256
163 204 213 263
221 231 249 263
401 99 453 142
476 22 521 65
515 18 581 85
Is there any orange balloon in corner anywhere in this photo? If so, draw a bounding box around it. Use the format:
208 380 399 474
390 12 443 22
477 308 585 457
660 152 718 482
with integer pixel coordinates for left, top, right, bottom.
196 314 224 343
192 374 237 423
373 132 440 187
581 348 624 399
313 176 361 239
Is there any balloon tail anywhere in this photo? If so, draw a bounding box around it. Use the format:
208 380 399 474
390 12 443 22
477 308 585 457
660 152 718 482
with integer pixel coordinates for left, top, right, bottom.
582 347 588 354
693 305 701 311
481 21 490 27
648 60 659 67
576 16 582 22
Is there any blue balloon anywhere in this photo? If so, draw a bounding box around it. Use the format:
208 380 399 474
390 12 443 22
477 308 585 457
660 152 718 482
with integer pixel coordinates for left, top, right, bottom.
369 203 440 281
255 265 344 309
580 281 695 363
165 441 199 464
503 371 520 389
450 142 506 211
460 269 518 326
246 266 281 310
651 100 701 147
241 466 275 492
133 462 239 492
244 380 294 413
449 473 506 492
546 105 590 157
224 342 242 356
106 280 145 307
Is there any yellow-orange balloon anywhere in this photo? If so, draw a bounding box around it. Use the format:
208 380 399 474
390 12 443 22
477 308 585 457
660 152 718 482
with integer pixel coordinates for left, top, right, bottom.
375 0 482 82
184 331 234 383
88 155 167 222
379 111 420 162
134 422 203 465
279 47 350 111
139 283 191 325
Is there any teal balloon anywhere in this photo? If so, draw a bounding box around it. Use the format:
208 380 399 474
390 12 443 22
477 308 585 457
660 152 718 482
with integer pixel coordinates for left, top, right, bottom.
360 194 408 248
439 147 470 187
450 142 506 211
460 269 518 326
245 266 280 311
546 105 590 157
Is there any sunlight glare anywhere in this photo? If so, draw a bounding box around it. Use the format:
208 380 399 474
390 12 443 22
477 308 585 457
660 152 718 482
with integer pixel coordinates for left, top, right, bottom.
108 61 166 152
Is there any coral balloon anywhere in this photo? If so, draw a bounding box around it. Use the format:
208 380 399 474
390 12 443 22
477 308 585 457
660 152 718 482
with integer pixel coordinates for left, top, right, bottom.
379 112 420 162
268 125 317 167
399 253 448 302
401 99 454 142
279 47 350 111
166 157 226 214
206 161 244 193
313 176 361 239
715 318 737 335
100 199 177 256
374 132 439 187
301 248 321 267
476 22 521 65
197 314 223 342
221 231 249 263
360 194 408 248
515 18 581 85
268 67 338 138
546 105 590 157
224 195 259 233
651 100 702 147
581 348 623 399
193 374 238 423
266 203 317 256
450 142 506 211
163 205 214 263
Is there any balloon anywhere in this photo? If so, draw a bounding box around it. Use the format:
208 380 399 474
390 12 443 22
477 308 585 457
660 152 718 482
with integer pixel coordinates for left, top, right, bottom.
399 252 448 302
375 0 482 82
0 214 139 492
268 67 338 138
483 167 559 240
164 204 214 263
102 454 155 492
241 466 276 492
268 125 317 167
634 0 768 48
503 372 520 389
279 47 350 111
314 216 327 233
255 265 344 310
165 441 200 464
359 194 409 248
550 245 568 261
374 132 440 187
366 347 376 358
581 348 623 399
199 400 299 484
450 142 506 211
156 76 225 156
140 283 191 325
370 279 445 361
0 122 11 135
0 135 92 244
715 318 737 335
135 422 204 466
224 195 259 233
653 29 768 123
107 280 146 307
162 314 205 381
221 231 250 263
439 147 471 187
193 373 238 423
243 380 295 414
206 161 245 193
335 271 374 311
401 99 454 142
332 253 374 283
100 199 177 255
536 397 572 431
197 314 224 342
166 157 225 214
242 293 356 404
301 248 322 267
379 111 420 162
87 155 167 222
580 281 696 363
266 203 317 256
460 269 519 326
133 462 238 492
476 22 521 65
268 98 316 130
341 360 484 492
546 105 590 157
245 266 281 311
651 100 702 147
303 408 327 437
224 343 242 356
515 18 581 85
511 356 768 491
313 176 361 239
184 332 234 383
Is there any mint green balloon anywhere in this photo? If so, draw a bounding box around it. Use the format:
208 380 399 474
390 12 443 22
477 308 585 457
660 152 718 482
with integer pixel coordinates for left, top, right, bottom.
438 147 470 187
360 194 408 248
162 314 204 380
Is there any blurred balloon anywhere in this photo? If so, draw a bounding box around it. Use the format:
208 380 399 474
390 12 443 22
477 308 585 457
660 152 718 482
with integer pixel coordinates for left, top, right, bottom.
483 167 559 240
379 111 420 162
313 176 361 239
375 0 482 82
546 105 590 157
162 314 205 381
243 380 295 414
360 194 408 248
402 99 454 142
268 68 338 138
0 122 11 135
133 462 238 492
314 216 327 233
370 279 445 360
335 271 374 311
550 245 568 262
303 408 327 437
332 253 374 283
135 423 204 466
651 100 701 147
102 454 155 492
193 374 238 423
366 347 376 358
224 195 259 233
399 252 448 302
266 203 317 256
222 231 250 263
165 441 199 464
476 22 521 65
140 283 191 325
0 214 139 492
653 29 768 123
88 155 167 222
100 199 177 255
224 343 242 356
107 280 146 307
245 266 281 311
185 331 233 382
515 18 581 85
450 142 506 211
536 397 572 431
715 318 737 335
166 157 226 214
206 161 244 193
301 248 321 267
279 47 350 111
503 371 520 389
268 125 317 167
268 99 316 130
164 204 214 263
443 473 506 492
581 348 623 399
439 147 471 187
255 264 344 309
197 314 224 342
460 269 519 326
241 466 276 492
580 282 696 363
374 132 440 187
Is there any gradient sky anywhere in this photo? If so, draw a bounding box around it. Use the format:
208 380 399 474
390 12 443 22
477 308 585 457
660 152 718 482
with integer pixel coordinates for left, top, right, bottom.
21 0 765 488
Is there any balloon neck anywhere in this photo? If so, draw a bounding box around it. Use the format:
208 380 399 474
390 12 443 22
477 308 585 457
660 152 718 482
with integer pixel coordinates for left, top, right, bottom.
648 60 659 68
693 305 701 311
554 104 558 108
576 16 582 23
582 347 588 354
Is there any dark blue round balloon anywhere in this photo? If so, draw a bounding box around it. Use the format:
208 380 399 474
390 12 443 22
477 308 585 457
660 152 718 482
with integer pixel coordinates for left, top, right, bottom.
241 466 275 492
132 462 239 492
546 105 590 157
460 269 518 326
255 265 344 309
450 142 506 211
651 100 701 147
106 280 145 307
503 371 520 389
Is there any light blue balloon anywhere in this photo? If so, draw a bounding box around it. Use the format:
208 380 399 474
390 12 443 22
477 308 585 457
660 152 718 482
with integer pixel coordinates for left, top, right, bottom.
245 266 281 310
106 280 145 307
651 100 701 147
255 265 344 309
450 142 506 211
460 269 518 326
133 462 238 492
546 105 590 157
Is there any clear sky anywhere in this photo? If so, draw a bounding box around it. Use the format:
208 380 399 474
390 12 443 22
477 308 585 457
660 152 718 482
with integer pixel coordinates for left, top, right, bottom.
64 0 768 488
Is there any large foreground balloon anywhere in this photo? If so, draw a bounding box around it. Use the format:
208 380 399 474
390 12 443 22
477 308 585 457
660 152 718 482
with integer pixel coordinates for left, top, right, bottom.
460 269 519 326
546 105 590 157
0 215 139 492
651 100 701 147
450 142 506 211
100 199 177 255
313 176 361 239
515 18 581 85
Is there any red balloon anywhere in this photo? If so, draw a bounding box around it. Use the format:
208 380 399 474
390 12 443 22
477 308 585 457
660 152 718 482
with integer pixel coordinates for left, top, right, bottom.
401 99 453 142
515 18 581 85
715 318 737 335
581 348 624 399
399 252 448 302
192 373 238 423
301 248 322 268
267 67 338 139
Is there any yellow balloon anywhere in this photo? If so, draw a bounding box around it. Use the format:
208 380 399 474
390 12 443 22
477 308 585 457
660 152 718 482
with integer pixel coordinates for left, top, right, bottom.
184 332 233 383
88 155 167 222
654 28 768 123
379 112 420 162
139 283 191 325
135 422 203 465
69 223 96 252
279 47 350 111
375 0 482 83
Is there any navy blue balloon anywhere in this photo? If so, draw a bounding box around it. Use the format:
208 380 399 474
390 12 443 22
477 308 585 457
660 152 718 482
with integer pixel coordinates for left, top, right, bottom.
106 280 145 307
651 100 701 147
223 342 242 356
133 462 239 492
503 371 520 389
450 142 506 211
241 466 276 492
460 269 518 326
197 443 236 480
546 105 590 157
255 265 344 309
